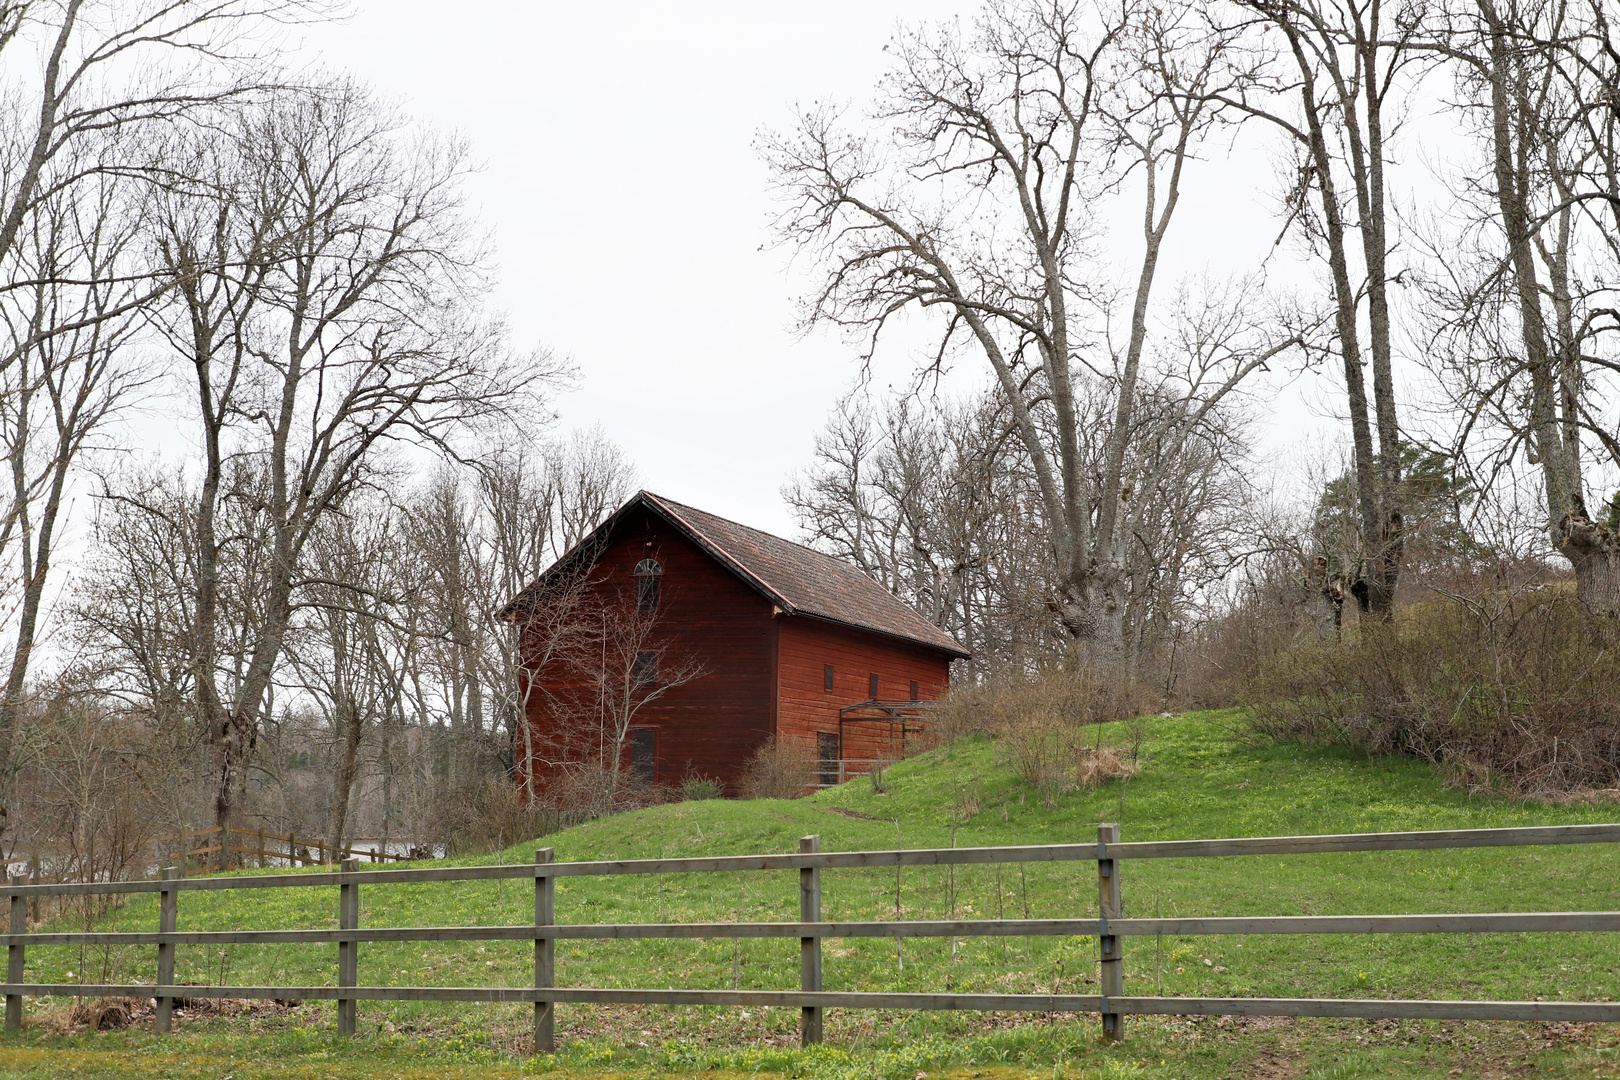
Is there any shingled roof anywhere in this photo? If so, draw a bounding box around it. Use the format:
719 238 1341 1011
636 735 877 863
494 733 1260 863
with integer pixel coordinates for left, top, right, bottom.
504 491 968 658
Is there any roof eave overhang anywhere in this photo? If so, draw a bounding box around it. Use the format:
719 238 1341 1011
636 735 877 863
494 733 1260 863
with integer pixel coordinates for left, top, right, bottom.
784 609 972 661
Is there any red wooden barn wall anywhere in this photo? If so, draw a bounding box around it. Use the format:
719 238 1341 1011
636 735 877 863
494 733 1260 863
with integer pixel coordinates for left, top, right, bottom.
517 504 954 798
520 506 775 797
775 616 951 766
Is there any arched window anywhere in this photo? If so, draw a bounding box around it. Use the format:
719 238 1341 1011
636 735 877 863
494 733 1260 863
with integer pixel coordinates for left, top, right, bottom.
633 558 662 612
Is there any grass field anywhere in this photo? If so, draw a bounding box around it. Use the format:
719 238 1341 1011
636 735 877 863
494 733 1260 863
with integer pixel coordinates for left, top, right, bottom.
1 710 1618 1078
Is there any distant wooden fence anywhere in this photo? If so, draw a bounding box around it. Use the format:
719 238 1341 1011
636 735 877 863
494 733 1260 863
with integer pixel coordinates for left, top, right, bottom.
2 822 1618 1052
812 759 893 788
153 826 414 872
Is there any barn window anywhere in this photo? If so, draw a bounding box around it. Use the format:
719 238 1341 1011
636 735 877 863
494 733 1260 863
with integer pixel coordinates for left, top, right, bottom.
633 651 658 688
630 728 657 783
633 558 662 612
868 673 879 699
823 664 834 692
910 680 919 702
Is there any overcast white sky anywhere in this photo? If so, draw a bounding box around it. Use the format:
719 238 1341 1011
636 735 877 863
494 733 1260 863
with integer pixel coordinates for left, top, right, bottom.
293 1 1337 538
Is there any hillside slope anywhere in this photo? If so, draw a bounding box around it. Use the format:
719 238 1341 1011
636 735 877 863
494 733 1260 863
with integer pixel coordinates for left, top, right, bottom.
7 712 1619 1079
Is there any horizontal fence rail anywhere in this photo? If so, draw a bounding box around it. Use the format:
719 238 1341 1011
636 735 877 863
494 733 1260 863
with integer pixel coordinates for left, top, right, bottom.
0 984 1616 1024
9 822 1620 899
1 822 1616 1050
6 910 1620 949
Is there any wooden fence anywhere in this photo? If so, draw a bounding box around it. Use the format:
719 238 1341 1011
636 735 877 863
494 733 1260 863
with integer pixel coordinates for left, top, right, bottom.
153 826 413 872
2 821 1618 1052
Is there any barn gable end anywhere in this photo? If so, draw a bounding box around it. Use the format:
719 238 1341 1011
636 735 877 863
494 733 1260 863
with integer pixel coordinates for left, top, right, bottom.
506 492 967 798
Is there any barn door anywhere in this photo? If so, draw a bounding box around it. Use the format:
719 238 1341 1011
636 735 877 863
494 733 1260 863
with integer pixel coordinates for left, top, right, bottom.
817 732 839 788
630 728 657 784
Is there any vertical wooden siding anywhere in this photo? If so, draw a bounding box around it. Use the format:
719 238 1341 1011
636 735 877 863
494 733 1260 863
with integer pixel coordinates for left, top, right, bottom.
520 507 775 796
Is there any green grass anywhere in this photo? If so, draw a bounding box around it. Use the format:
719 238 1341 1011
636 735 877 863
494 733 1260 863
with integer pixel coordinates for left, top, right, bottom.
4 710 1620 1078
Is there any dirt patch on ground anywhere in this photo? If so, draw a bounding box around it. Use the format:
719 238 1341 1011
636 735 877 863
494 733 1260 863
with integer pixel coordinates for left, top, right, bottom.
1242 1051 1307 1079
824 807 896 822
33 994 305 1035
1171 1015 1606 1079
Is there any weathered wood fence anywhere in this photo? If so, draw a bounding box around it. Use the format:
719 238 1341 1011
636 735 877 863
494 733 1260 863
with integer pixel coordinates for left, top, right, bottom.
2 822 1618 1052
152 826 413 872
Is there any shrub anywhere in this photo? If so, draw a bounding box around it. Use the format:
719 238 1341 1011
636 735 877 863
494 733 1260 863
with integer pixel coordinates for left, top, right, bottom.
933 667 1150 807
868 762 889 795
999 720 1079 807
1245 588 1620 798
679 773 724 801
1077 744 1141 788
737 741 815 800
930 663 1154 748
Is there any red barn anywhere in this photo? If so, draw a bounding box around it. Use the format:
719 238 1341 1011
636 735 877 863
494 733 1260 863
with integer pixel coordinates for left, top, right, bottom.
503 492 967 796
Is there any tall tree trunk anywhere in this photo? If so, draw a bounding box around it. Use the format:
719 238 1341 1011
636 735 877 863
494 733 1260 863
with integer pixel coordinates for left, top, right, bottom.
327 702 364 859
1307 556 1344 645
1292 22 1385 621
1480 0 1620 638
1351 0 1404 620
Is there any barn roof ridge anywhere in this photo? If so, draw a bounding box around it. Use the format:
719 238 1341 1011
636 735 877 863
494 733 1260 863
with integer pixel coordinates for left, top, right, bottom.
503 490 968 659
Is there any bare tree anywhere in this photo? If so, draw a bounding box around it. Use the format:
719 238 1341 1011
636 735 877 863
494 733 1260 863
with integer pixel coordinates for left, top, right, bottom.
473 435 634 799
788 389 1066 675
510 559 706 813
141 84 557 856
0 0 326 277
545 428 637 553
566 578 706 809
0 160 145 809
790 341 1257 684
1217 0 1425 622
6 673 167 884
764 0 1289 664
0 1 342 807
1422 0 1620 637
289 499 401 856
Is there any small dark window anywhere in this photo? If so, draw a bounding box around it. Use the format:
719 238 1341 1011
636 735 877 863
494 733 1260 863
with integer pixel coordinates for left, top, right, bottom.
633 558 662 612
910 680 919 702
633 651 658 688
823 664 834 692
868 673 879 699
817 732 840 788
630 728 657 783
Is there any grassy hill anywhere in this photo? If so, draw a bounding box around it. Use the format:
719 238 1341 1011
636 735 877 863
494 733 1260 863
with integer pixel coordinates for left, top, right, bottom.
3 711 1619 1079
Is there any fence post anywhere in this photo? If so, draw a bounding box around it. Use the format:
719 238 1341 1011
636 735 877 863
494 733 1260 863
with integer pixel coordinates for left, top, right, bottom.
799 834 822 1046
5 874 23 1034
179 828 189 877
155 867 180 1033
257 830 266 869
337 857 358 1036
1098 822 1124 1043
534 847 555 1054
25 857 37 924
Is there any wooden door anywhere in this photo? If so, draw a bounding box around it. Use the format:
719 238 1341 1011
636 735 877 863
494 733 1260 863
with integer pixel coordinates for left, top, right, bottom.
817 732 839 787
630 728 657 784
